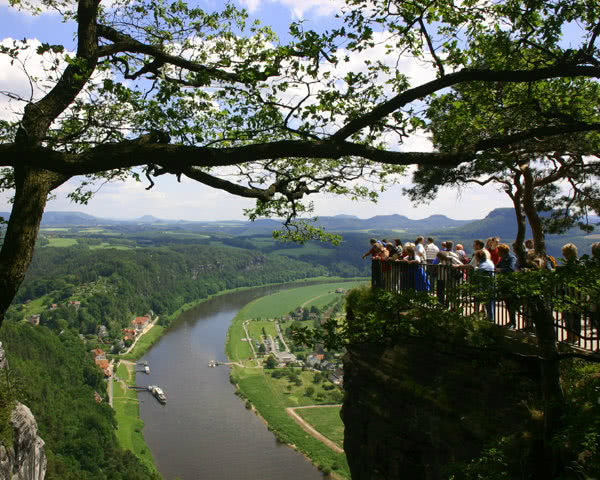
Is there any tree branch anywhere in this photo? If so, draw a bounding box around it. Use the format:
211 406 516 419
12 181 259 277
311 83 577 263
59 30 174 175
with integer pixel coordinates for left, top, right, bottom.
331 65 600 141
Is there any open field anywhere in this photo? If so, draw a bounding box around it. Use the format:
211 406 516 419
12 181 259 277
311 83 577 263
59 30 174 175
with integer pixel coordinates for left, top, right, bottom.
89 242 133 250
45 237 78 247
231 366 350 477
40 227 70 231
246 319 279 341
113 362 158 474
237 280 367 320
296 406 344 448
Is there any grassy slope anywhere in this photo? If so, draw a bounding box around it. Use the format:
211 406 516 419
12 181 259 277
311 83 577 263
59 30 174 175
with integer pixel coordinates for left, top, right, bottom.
296 406 344 448
113 362 159 474
232 366 350 476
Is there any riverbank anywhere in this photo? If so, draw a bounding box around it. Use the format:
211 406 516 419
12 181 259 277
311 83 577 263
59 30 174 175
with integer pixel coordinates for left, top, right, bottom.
111 276 363 477
226 280 368 478
161 275 366 327
112 360 161 476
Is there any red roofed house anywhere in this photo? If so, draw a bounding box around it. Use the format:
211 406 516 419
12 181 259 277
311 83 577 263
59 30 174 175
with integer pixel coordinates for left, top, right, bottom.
91 348 106 359
132 316 150 332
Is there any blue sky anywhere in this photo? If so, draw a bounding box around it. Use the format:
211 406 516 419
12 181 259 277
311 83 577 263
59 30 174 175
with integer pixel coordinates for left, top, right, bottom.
0 0 515 221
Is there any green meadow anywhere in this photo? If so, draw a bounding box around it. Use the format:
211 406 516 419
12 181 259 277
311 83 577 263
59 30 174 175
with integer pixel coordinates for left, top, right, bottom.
237 280 367 320
231 366 350 477
296 406 345 448
46 237 78 247
226 280 369 477
113 362 158 474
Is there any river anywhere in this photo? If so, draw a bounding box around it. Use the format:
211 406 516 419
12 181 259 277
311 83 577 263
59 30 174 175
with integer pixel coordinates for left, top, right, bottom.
137 285 325 480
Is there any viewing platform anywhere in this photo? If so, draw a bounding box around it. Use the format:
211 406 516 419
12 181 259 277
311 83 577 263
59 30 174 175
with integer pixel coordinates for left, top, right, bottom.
370 259 600 353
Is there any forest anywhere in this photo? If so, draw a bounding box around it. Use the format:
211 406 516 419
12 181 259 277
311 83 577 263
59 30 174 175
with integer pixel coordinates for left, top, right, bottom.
1 322 161 480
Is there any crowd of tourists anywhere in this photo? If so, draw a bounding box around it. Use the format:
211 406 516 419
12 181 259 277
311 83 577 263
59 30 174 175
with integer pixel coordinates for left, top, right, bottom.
363 236 600 347
362 235 600 271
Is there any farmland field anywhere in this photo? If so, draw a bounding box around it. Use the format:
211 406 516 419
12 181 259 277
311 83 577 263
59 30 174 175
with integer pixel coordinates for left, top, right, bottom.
296 406 344 448
237 280 367 321
46 238 78 247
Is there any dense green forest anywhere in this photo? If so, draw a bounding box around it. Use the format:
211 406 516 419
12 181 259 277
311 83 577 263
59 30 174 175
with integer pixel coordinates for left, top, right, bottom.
0 322 161 480
7 243 328 343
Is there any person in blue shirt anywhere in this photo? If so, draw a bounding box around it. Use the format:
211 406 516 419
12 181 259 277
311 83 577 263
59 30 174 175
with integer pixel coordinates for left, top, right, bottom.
473 249 495 321
496 243 518 328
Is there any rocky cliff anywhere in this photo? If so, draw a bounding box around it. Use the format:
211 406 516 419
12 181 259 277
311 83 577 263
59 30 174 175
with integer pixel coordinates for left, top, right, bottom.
341 336 543 480
0 343 47 480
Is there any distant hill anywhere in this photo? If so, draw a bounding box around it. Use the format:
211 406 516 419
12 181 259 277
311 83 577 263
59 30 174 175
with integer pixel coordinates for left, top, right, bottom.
2 209 596 239
431 208 529 240
41 211 104 226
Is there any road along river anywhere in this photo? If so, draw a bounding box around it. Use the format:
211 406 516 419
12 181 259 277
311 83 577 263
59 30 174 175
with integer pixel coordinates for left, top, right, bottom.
137 284 325 480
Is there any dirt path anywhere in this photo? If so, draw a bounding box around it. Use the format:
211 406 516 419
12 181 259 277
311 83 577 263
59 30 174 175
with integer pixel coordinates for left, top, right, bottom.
300 292 330 308
286 405 344 454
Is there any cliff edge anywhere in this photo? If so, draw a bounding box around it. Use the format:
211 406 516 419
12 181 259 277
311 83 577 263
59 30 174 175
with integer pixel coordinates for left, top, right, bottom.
0 343 47 480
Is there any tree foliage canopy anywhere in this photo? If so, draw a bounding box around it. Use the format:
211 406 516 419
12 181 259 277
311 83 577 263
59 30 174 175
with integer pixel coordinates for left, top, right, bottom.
1 0 600 324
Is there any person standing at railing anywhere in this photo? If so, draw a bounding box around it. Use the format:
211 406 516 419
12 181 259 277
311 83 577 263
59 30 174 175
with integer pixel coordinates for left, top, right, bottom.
362 238 380 260
401 244 430 292
435 250 463 307
588 243 600 346
560 243 581 343
425 237 439 264
468 240 487 267
455 244 469 264
496 244 518 328
473 249 496 322
415 236 427 263
486 237 501 265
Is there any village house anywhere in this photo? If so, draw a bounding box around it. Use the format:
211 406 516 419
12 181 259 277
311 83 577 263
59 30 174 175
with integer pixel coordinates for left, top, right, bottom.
68 300 81 310
306 353 325 369
91 348 106 361
122 328 137 342
276 352 297 365
91 349 111 377
49 304 58 310
131 314 151 332
27 314 40 326
328 368 344 386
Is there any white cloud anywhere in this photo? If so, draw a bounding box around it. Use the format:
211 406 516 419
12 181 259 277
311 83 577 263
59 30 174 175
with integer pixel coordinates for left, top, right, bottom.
238 0 344 18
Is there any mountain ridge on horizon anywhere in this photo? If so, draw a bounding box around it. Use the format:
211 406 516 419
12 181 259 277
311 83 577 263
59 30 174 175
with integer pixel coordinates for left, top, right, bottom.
0 209 479 224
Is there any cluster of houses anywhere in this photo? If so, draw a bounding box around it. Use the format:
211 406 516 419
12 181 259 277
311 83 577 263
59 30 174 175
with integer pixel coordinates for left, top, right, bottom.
26 300 82 326
122 314 151 342
91 348 111 377
305 353 344 385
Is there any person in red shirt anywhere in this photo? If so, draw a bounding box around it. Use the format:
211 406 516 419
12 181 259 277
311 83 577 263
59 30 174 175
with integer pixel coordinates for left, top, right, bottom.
486 237 501 265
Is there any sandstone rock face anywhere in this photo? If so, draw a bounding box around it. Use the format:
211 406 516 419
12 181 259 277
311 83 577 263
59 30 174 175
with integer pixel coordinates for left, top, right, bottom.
0 342 47 480
342 337 541 480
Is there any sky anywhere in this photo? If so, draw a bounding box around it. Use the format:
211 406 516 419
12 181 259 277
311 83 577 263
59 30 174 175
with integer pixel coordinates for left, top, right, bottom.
0 0 516 222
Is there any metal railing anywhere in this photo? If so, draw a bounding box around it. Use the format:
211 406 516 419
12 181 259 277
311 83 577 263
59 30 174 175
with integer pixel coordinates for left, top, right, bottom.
371 259 600 353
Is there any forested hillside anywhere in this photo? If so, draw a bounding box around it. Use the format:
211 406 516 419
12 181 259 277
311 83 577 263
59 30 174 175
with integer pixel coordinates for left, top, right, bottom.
6 243 327 348
0 322 161 480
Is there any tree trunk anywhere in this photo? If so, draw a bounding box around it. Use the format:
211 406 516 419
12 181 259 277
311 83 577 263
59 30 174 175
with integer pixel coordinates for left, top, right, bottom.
0 167 66 327
521 166 546 256
507 180 528 268
520 165 564 477
530 300 564 479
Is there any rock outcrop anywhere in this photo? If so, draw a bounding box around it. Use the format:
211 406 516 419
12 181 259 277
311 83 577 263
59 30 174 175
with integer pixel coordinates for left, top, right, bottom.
342 336 542 480
0 342 47 480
